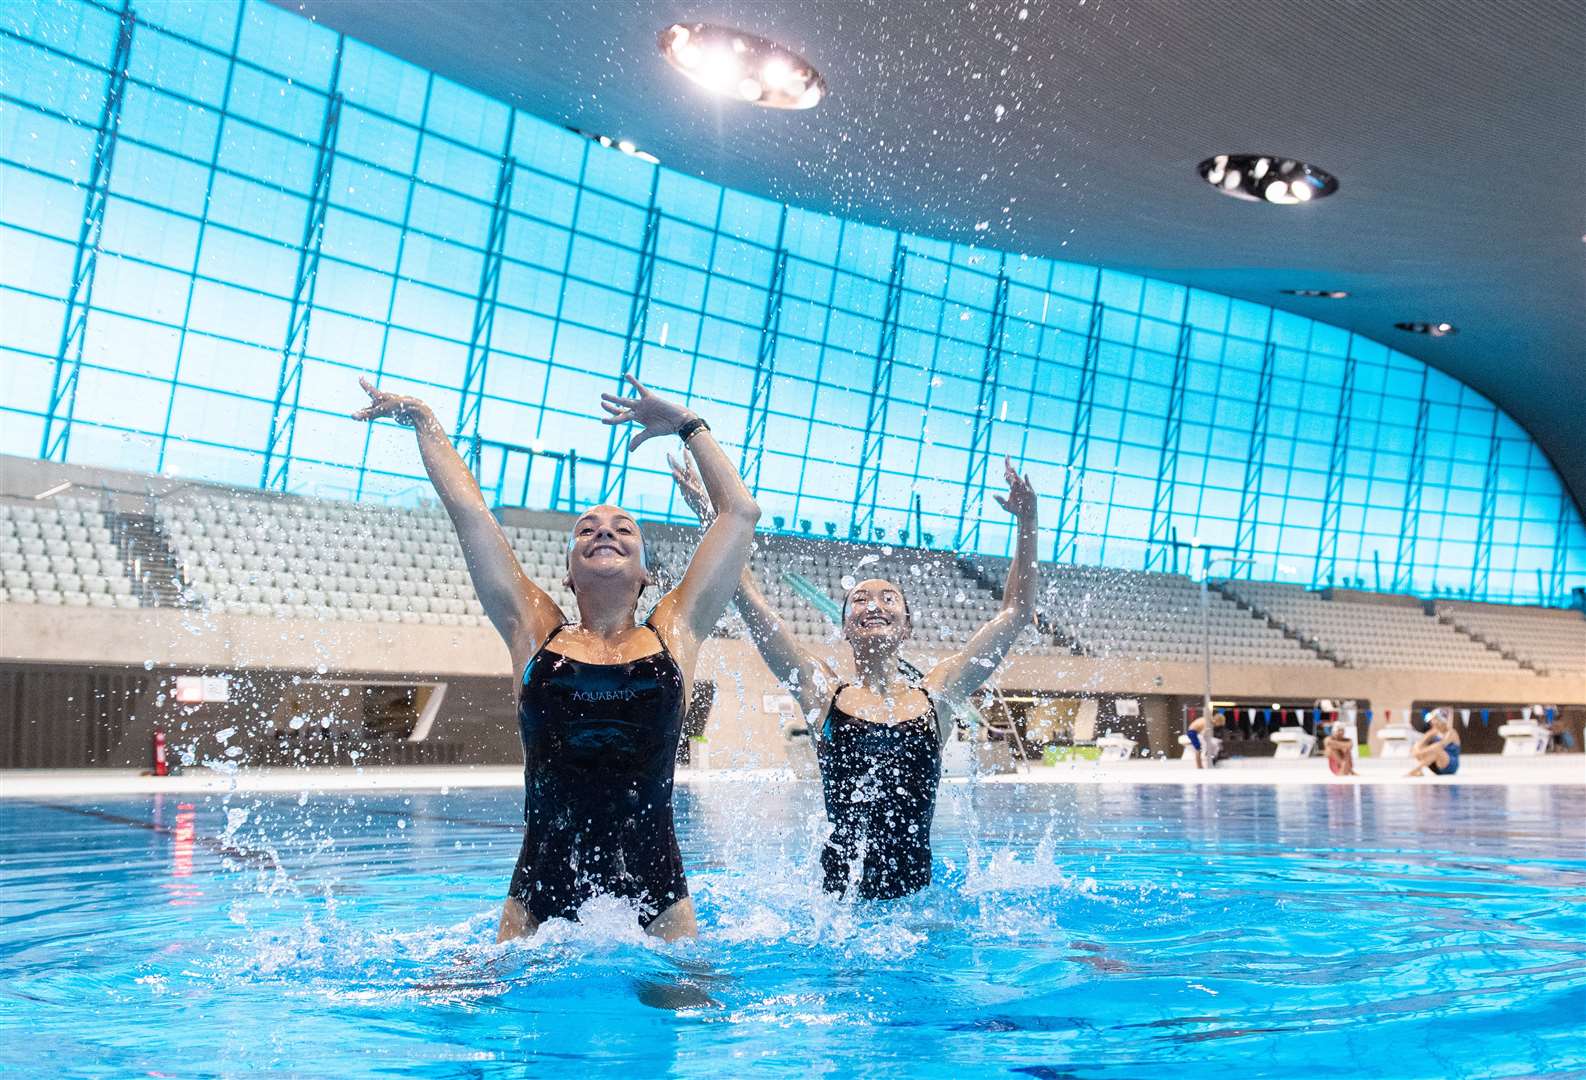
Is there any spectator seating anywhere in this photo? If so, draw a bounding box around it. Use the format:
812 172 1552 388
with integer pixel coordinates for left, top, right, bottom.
1435 601 1585 678
1220 580 1527 674
160 493 580 626
648 532 1009 644
0 496 139 608
6 477 1574 684
1034 562 1331 666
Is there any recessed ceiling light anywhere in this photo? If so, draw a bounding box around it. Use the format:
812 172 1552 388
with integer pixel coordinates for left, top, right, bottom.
1198 154 1338 204
1281 289 1350 299
566 127 661 164
1395 321 1458 337
659 23 824 109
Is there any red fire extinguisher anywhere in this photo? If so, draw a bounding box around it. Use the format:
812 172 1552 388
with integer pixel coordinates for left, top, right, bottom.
152 729 168 777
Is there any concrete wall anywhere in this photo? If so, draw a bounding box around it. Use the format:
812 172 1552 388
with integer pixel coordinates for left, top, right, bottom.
1 452 250 513
4 601 1582 768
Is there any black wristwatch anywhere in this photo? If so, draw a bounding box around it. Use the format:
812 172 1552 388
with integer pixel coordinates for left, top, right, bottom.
677 417 710 442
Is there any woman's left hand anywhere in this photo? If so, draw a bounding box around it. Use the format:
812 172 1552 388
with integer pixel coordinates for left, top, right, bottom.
600 375 697 452
992 456 1036 518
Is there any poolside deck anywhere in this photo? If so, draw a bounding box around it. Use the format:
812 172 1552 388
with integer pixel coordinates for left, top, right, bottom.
0 753 1578 798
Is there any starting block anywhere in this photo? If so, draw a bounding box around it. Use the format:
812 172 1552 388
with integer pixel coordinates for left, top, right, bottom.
1270 726 1316 759
1376 725 1416 759
1498 720 1549 756
1096 733 1137 761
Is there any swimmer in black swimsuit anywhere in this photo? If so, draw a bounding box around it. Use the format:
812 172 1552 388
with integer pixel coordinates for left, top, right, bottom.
672 453 1038 899
355 375 758 941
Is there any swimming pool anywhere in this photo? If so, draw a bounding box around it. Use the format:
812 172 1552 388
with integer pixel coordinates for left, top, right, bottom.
2 780 1582 1078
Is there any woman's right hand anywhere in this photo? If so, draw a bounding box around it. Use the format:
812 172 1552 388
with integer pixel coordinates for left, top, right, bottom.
600 375 697 451
353 376 431 427
667 448 714 523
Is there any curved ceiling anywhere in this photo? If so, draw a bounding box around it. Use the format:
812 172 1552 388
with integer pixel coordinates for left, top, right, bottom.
284 0 1586 513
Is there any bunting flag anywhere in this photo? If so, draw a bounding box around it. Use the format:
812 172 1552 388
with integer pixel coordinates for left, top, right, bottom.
1546 707 1557 723
1363 709 1373 724
1480 708 1491 725
1459 708 1471 726
1259 709 1270 725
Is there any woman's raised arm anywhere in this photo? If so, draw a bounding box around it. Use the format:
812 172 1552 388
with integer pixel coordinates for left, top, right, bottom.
925 457 1038 735
668 450 836 716
353 377 563 663
600 377 760 644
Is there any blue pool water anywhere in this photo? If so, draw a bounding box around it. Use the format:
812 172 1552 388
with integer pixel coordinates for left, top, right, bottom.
2 780 1583 1078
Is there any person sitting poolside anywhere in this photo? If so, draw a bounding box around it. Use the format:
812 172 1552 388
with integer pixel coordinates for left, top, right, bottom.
1407 709 1461 778
1323 720 1357 776
1537 704 1573 752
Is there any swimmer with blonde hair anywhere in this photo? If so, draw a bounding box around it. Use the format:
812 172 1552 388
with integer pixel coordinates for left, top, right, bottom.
356 375 758 940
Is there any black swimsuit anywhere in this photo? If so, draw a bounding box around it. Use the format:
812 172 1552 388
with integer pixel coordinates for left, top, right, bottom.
508 624 688 927
816 686 943 900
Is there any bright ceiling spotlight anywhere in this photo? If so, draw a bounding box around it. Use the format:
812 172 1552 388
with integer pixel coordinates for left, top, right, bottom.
660 22 825 109
1198 154 1338 204
701 46 740 89
1281 289 1350 298
566 127 661 165
1395 321 1459 337
762 57 792 89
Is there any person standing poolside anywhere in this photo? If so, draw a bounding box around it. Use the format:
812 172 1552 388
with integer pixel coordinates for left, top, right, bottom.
354 375 758 941
1187 710 1224 769
1408 708 1461 778
1323 719 1358 776
671 452 1037 900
